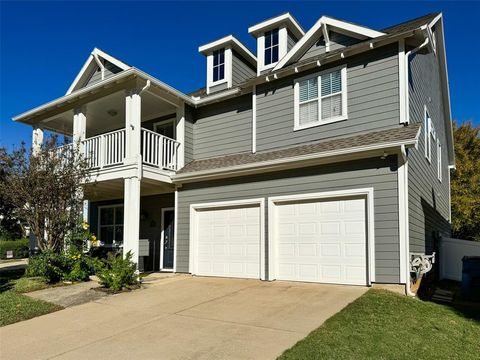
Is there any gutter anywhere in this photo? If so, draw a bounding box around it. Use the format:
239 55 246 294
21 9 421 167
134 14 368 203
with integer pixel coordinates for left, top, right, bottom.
173 136 419 184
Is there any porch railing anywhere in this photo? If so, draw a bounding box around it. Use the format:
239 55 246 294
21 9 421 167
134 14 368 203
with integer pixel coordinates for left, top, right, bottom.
141 128 180 171
82 128 126 168
76 127 179 171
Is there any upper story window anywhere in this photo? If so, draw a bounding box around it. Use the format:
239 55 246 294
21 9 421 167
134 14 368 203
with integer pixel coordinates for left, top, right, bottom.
264 29 279 66
212 49 225 83
437 141 442 182
294 67 347 130
424 107 436 163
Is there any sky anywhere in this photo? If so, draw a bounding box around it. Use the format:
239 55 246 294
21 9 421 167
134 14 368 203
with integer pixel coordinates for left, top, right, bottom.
1 1 479 150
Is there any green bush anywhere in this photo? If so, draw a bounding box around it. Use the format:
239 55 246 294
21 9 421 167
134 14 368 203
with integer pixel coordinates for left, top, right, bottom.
96 251 139 292
25 250 98 283
0 239 29 259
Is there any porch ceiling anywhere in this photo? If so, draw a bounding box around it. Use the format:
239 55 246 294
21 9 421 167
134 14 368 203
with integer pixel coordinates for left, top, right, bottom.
27 89 177 137
84 178 175 201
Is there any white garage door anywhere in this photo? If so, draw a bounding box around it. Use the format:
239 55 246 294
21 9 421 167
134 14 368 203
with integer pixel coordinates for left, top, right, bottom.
274 197 367 285
194 204 261 279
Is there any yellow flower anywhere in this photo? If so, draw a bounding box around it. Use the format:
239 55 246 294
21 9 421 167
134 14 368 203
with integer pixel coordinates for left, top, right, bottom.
82 222 90 230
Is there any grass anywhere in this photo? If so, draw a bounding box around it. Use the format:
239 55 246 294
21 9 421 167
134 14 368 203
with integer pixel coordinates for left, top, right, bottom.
0 268 62 327
279 289 480 360
0 291 62 327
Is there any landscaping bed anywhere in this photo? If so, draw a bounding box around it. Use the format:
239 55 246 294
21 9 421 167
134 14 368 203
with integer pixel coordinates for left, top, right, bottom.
279 289 480 360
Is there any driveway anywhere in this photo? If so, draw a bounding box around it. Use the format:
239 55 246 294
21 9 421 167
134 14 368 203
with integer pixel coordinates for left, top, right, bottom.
0 276 367 360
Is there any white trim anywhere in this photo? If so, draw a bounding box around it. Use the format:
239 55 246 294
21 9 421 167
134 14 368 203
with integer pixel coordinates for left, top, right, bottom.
67 48 130 95
248 12 305 39
398 39 407 124
322 24 330 52
273 16 384 71
97 203 124 246
175 104 185 169
199 35 256 66
437 141 442 182
173 189 179 272
206 47 232 93
397 151 408 284
160 207 175 271
268 188 375 284
173 134 420 183
189 198 266 280
293 65 348 131
252 84 257 153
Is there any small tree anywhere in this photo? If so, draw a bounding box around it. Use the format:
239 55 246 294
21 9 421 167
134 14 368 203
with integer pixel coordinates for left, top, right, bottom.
0 135 91 251
451 120 480 241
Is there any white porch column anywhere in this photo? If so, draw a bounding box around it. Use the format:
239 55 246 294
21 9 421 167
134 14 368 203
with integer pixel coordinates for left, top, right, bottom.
125 89 142 166
175 102 185 169
123 88 142 265
73 107 87 144
123 176 140 266
32 126 44 155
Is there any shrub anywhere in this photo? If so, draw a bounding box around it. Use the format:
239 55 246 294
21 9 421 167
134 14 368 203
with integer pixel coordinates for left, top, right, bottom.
25 249 98 283
96 251 139 292
0 239 29 259
25 250 71 283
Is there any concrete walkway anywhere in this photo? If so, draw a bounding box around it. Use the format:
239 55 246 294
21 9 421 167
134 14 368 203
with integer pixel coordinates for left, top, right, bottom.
0 276 367 360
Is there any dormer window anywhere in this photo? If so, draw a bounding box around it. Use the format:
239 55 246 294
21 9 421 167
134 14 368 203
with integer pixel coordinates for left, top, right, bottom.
264 29 279 66
212 49 225 82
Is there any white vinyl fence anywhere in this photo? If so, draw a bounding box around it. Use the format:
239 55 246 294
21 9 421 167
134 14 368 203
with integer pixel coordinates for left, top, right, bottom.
439 237 480 281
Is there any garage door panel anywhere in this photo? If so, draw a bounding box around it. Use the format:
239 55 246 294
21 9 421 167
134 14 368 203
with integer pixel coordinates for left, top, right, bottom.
275 197 367 285
195 205 261 279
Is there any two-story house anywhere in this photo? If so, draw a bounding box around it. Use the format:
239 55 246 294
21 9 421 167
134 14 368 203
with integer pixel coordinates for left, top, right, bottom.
13 12 453 294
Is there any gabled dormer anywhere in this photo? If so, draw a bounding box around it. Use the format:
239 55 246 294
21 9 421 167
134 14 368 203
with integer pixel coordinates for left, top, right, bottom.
248 13 305 75
199 35 257 95
66 48 130 94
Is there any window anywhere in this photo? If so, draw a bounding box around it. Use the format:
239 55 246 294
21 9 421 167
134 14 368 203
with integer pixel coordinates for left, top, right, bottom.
424 108 435 162
154 119 175 139
294 67 347 130
98 206 123 247
212 49 225 82
437 141 442 181
264 28 279 66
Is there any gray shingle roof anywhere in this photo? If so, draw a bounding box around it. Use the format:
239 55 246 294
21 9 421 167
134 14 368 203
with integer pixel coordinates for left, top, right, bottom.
176 124 421 175
382 13 439 34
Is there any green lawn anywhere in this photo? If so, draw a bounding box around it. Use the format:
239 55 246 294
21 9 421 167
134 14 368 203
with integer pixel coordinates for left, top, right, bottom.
0 268 62 327
280 289 480 360
0 291 62 327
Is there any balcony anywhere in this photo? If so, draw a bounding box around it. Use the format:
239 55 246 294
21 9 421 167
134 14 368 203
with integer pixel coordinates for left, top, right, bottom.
81 128 180 172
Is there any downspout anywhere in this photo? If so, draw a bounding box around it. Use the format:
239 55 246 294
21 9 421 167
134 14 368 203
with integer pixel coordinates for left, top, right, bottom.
139 80 151 95
400 145 415 297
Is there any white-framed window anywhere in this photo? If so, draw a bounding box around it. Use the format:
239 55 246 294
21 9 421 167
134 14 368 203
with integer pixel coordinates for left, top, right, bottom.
264 28 279 66
98 205 124 246
212 49 225 83
153 118 175 140
294 66 348 130
424 106 436 163
437 141 442 182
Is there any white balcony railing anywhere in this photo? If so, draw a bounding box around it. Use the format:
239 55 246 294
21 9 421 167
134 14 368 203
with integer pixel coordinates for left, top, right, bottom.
77 127 179 172
83 128 126 168
141 128 180 171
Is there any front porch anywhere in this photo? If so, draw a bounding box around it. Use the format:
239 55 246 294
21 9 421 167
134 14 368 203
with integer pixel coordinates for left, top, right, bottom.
86 186 176 273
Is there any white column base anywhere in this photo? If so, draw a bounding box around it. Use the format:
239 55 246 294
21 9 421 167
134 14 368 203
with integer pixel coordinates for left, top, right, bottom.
123 176 141 265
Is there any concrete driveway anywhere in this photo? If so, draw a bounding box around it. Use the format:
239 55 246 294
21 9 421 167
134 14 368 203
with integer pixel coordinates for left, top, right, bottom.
0 276 367 360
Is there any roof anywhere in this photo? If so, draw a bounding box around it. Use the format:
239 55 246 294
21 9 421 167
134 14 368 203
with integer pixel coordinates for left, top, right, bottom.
198 35 257 66
248 12 305 39
382 13 439 34
176 124 421 177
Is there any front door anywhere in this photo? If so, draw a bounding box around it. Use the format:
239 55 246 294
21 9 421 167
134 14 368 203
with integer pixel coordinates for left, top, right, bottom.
161 209 175 270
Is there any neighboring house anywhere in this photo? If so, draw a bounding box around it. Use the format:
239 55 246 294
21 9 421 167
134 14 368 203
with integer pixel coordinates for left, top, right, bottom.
13 12 453 293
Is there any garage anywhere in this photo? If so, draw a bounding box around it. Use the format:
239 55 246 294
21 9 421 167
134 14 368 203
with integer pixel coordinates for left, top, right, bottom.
190 199 265 280
269 190 374 286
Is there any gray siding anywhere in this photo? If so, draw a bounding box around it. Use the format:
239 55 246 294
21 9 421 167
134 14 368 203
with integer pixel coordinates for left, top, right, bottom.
256 44 400 151
193 94 252 159
287 30 297 51
177 156 401 283
184 105 194 164
301 32 362 62
407 39 451 255
232 50 256 86
85 61 123 87
208 82 228 94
